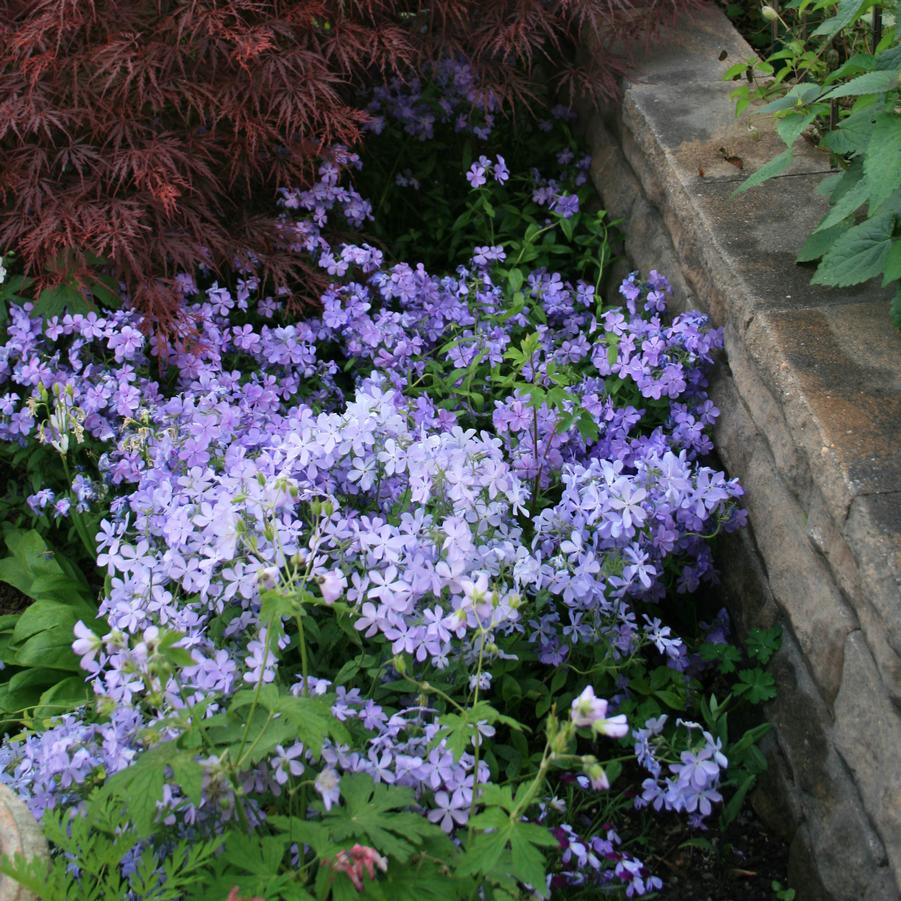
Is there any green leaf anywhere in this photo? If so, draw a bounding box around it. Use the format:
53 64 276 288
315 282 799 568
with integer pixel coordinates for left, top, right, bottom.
823 108 879 155
776 110 818 147
890 285 901 331
458 830 508 877
507 268 524 294
34 283 92 318
864 114 901 211
99 743 173 836
0 667 62 715
734 668 777 703
884 239 901 284
734 148 794 194
509 824 552 890
333 656 362 685
169 752 205 807
797 219 853 262
757 82 821 114
33 675 92 720
820 70 901 100
8 600 95 671
322 773 449 864
811 209 896 287
700 642 742 674
720 773 757 828
810 0 866 37
814 174 869 232
745 626 782 664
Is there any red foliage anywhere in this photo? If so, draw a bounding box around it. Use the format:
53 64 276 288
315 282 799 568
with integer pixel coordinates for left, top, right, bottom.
0 0 698 332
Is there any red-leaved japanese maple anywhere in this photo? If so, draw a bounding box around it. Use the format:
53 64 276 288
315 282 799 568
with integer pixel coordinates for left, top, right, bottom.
0 0 698 333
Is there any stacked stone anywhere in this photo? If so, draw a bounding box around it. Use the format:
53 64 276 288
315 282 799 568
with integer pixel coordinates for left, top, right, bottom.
580 7 901 898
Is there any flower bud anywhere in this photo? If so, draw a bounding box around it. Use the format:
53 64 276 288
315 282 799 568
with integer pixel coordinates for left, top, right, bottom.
586 763 610 791
760 4 779 21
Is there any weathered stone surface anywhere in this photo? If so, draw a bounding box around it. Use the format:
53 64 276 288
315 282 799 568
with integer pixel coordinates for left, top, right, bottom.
0 784 46 901
580 3 901 897
788 825 832 901
622 79 832 185
846 493 901 661
770 632 888 900
834 632 901 889
751 733 802 844
863 868 901 901
746 307 901 512
744 439 858 704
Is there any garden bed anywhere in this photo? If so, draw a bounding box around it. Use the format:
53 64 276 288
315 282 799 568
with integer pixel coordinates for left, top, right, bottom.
0 4 889 899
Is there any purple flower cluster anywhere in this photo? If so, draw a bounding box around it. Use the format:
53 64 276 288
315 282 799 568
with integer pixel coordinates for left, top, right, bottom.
365 58 500 141
634 716 728 823
0 115 744 895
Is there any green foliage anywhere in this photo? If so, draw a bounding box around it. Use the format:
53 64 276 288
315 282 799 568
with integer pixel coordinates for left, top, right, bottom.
0 528 101 724
0 797 222 901
318 774 451 862
725 0 901 326
773 879 798 900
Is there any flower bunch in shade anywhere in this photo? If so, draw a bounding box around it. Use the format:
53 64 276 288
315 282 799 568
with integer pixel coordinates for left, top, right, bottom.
465 154 510 188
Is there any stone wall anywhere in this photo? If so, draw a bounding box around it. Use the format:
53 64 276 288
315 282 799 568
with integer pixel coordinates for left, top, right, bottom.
579 7 901 899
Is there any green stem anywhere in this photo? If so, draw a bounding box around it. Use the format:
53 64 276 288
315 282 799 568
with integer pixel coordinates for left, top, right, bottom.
295 612 310 696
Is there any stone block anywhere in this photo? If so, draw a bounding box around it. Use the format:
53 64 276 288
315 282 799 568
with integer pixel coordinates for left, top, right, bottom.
720 325 810 497
845 493 901 667
751 733 802 844
862 868 901 901
578 5 901 896
743 436 858 705
0 784 47 901
585 116 641 222
746 307 901 511
805 489 862 606
770 631 889 900
788 825 832 901
834 631 901 889
621 79 832 187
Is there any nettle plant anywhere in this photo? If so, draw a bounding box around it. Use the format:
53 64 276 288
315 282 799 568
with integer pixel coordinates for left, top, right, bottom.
0 74 777 899
725 0 901 326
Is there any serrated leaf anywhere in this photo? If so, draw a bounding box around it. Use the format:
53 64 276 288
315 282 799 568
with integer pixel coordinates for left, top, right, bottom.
458 830 507 877
776 110 818 147
820 70 900 100
864 114 901 211
735 668 777 703
810 0 866 37
814 175 869 232
884 239 901 284
756 82 821 115
734 148 793 194
322 773 448 863
169 752 205 806
99 743 172 836
797 219 853 262
509 828 548 891
811 210 896 287
890 285 901 330
823 108 879 155
34 283 93 318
